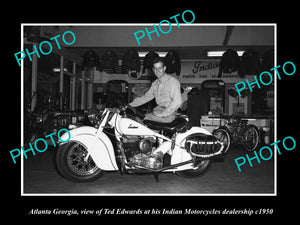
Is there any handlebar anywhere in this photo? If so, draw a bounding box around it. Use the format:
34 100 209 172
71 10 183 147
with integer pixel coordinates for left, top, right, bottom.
122 105 145 120
208 113 231 119
101 105 145 121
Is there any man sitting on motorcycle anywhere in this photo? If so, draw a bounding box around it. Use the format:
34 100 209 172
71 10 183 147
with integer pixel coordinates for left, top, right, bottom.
129 57 183 123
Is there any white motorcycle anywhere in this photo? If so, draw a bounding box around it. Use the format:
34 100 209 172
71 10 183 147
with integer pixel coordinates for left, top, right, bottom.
56 106 225 182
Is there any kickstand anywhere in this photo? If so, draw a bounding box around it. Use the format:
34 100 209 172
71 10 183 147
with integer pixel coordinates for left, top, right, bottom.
153 173 159 182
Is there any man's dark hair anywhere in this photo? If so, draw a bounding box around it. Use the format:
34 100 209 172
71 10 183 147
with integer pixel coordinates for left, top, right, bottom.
152 57 166 68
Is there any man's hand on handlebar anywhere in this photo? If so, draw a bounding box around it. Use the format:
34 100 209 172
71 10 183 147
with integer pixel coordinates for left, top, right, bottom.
121 104 136 113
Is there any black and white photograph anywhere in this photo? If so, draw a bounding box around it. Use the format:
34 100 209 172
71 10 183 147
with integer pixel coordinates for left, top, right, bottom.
4 5 298 220
21 24 276 195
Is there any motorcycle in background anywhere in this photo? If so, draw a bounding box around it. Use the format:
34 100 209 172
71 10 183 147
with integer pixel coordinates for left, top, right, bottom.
212 114 260 153
24 91 50 144
56 105 226 182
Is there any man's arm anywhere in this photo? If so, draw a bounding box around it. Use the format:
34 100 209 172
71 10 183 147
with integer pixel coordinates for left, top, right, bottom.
129 83 155 107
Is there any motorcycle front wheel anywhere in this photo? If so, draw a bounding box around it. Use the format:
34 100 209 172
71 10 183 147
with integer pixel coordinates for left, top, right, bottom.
56 141 104 182
212 128 231 153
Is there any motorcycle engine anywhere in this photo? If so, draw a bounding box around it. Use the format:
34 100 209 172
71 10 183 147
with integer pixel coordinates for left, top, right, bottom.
121 136 163 169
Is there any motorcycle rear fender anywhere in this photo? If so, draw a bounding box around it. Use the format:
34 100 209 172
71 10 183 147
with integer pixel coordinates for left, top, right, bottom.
59 126 118 171
175 126 212 145
161 127 213 171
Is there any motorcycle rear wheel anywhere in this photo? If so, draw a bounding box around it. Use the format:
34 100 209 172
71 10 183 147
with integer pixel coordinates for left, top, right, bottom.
176 159 211 178
56 141 104 182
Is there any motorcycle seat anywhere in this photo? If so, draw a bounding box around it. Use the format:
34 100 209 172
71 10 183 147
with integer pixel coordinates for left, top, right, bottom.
144 117 190 133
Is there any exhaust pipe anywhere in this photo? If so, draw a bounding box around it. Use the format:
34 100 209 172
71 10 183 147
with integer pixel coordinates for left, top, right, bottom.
132 159 194 172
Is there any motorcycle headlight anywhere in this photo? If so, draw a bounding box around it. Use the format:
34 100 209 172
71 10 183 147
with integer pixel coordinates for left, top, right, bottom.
68 124 78 130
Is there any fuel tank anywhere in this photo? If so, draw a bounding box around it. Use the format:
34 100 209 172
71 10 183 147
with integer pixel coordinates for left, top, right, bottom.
118 118 156 136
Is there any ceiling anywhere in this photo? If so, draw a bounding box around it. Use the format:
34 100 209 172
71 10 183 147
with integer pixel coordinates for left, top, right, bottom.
62 25 274 60
65 45 273 61
26 25 275 74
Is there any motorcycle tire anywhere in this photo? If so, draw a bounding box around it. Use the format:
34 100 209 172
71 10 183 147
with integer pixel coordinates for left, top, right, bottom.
56 141 104 182
212 127 231 153
176 159 211 178
242 124 260 152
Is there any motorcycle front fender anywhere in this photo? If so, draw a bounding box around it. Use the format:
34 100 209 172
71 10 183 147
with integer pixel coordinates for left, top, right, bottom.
59 126 118 171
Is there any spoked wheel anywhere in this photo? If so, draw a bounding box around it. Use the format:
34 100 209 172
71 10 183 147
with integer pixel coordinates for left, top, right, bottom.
242 125 260 152
56 141 104 182
213 128 231 153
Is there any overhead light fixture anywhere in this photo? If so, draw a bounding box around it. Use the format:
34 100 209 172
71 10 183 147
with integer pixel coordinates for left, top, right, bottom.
53 68 68 72
138 51 168 57
207 51 245 57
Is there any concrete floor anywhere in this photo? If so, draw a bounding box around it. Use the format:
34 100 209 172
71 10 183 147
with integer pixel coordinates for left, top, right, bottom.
23 145 275 195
